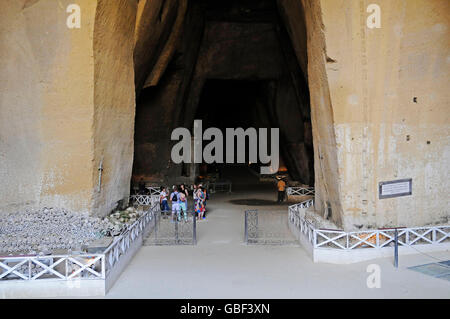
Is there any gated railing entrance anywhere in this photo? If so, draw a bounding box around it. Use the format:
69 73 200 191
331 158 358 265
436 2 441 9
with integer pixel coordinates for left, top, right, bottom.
244 210 298 245
144 211 197 245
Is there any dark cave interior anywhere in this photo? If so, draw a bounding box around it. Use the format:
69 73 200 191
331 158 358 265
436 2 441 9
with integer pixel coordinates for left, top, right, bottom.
132 0 313 186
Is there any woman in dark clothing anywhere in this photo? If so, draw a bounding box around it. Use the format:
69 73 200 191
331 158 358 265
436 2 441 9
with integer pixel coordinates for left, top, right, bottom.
179 184 190 211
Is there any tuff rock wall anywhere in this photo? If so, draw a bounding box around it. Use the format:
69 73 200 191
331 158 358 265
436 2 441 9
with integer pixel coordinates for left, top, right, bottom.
1 0 448 230
319 0 449 229
0 0 137 217
279 0 449 229
0 0 97 215
91 0 137 216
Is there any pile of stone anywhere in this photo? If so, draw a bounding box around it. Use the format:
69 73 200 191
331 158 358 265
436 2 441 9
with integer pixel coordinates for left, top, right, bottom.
0 208 110 255
303 206 339 230
0 206 144 256
101 206 143 237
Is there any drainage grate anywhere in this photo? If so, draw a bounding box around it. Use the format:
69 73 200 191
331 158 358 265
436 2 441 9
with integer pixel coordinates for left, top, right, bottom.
408 260 450 282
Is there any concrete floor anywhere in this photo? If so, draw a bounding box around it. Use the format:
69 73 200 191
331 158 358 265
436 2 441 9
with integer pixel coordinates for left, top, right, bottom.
104 190 450 299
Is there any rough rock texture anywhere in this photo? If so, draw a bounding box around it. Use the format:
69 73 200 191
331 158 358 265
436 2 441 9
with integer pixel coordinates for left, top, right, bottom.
92 0 137 216
0 0 138 217
133 0 314 185
278 0 344 227
0 0 97 214
280 0 449 229
132 0 205 184
134 0 185 94
1 0 448 231
0 206 143 255
317 0 450 229
0 208 106 254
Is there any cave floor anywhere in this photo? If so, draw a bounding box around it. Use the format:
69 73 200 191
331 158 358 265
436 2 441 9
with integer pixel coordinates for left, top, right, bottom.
99 189 450 298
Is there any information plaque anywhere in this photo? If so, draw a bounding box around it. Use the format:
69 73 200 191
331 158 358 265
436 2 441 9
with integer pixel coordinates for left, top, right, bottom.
379 178 412 199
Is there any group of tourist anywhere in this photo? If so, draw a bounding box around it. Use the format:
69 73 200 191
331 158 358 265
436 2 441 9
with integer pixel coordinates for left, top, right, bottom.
159 184 208 221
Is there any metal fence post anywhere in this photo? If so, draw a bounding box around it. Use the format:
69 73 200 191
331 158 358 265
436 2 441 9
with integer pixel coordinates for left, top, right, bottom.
394 228 398 268
154 211 158 242
244 211 248 244
66 257 71 279
255 210 258 235
345 233 349 249
193 211 197 245
314 230 318 248
175 218 179 244
101 255 106 279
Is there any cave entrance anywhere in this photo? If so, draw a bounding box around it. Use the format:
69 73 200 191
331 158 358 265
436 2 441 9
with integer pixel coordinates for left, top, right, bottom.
192 79 287 191
131 0 314 193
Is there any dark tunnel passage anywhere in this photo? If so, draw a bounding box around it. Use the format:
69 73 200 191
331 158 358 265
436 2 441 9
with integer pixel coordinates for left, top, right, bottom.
131 0 314 187
194 79 292 180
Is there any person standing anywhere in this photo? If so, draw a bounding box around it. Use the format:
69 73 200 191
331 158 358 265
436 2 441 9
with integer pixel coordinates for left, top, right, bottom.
138 178 146 195
194 187 202 220
277 177 286 203
196 187 206 220
179 188 188 221
159 187 170 213
192 184 198 216
198 183 208 213
171 186 180 221
180 184 189 213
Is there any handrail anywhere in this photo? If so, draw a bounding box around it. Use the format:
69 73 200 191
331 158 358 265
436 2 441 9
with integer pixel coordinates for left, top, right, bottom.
286 186 315 196
288 197 450 250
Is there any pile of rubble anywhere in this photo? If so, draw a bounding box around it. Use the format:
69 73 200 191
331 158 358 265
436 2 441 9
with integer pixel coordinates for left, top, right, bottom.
0 206 144 256
101 206 143 237
302 206 339 230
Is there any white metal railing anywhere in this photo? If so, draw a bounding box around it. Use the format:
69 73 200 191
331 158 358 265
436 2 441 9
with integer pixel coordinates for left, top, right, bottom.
146 187 162 195
132 186 162 195
0 204 160 283
103 203 158 274
288 200 450 250
129 194 160 206
288 199 316 246
286 186 315 196
0 254 105 281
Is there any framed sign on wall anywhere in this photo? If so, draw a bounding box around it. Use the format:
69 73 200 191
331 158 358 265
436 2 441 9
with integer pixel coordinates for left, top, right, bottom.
379 178 412 199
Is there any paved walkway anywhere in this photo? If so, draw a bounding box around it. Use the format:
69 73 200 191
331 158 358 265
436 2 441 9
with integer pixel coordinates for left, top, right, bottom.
104 190 450 298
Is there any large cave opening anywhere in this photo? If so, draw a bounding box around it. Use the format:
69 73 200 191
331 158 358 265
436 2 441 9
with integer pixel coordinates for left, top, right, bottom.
193 79 285 189
131 0 313 190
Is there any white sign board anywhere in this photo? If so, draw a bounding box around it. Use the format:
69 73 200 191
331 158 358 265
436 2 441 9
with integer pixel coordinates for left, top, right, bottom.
379 179 412 199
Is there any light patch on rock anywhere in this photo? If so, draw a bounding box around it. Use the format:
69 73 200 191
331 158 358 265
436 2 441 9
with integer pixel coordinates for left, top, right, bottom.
347 94 359 106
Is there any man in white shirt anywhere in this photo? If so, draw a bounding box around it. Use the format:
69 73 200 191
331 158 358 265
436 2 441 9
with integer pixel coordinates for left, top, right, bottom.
160 187 170 212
